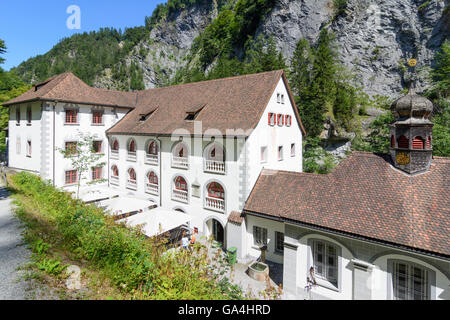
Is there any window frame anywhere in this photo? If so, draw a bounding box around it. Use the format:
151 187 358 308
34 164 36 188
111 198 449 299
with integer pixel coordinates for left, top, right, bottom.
26 106 32 125
91 167 103 181
291 143 296 157
93 140 103 154
16 108 21 126
388 259 435 301
308 239 341 292
92 110 104 125
275 231 284 254
253 226 268 246
260 146 268 163
278 145 284 161
65 109 79 125
26 140 32 158
65 170 78 185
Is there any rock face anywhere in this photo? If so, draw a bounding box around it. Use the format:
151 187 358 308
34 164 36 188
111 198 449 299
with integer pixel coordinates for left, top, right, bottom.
95 1 219 89
96 0 448 97
260 0 449 97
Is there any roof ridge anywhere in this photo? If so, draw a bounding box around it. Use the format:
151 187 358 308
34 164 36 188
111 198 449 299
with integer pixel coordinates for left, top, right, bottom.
137 69 284 93
38 72 72 99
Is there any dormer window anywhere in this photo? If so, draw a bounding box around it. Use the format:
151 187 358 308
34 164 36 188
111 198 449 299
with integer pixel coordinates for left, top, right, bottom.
185 104 206 121
139 108 157 122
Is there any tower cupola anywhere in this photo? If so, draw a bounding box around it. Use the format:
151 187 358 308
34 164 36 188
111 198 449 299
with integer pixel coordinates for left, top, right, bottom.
389 81 434 175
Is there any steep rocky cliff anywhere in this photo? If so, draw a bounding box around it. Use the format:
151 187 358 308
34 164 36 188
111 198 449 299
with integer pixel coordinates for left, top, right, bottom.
259 0 448 97
18 0 450 98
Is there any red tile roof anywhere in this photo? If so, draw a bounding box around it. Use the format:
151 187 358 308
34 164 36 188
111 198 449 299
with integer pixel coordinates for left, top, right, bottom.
3 72 137 108
5 71 306 137
228 211 245 225
244 152 450 258
107 70 306 137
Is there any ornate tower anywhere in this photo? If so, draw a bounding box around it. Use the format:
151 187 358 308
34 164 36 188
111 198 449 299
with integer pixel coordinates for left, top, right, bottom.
389 80 434 175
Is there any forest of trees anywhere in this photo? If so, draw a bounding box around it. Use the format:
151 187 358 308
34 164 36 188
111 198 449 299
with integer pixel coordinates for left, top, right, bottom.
3 0 449 172
0 40 31 154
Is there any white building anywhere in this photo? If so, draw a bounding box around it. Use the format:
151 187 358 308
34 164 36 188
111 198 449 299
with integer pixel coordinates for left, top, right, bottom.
5 70 449 300
105 70 305 242
4 73 136 187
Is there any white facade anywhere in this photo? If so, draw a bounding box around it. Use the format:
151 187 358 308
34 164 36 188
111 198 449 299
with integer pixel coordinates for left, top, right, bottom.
107 78 304 243
8 101 129 187
244 215 450 300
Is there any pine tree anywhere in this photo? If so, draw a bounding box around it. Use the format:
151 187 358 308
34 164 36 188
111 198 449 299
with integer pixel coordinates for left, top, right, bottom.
309 28 338 114
289 38 313 103
0 39 6 65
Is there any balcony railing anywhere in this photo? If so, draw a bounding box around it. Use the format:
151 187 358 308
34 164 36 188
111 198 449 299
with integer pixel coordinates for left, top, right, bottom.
146 153 159 165
172 189 188 203
172 156 189 169
127 152 137 162
110 176 119 186
127 179 137 190
204 160 226 174
205 197 225 213
111 150 119 159
146 182 159 195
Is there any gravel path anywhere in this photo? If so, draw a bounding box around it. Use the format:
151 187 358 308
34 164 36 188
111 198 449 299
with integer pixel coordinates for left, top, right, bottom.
0 187 32 300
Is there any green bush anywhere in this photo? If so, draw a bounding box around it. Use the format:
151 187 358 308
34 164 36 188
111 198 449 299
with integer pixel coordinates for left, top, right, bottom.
10 172 241 300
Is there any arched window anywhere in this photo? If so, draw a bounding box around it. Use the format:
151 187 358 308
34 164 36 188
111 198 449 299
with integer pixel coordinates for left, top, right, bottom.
111 165 119 177
398 136 409 149
207 182 225 199
172 142 189 168
206 143 225 162
412 136 425 150
174 176 187 191
205 182 225 212
111 139 119 151
391 260 431 300
311 239 338 287
391 136 396 148
128 139 136 153
427 136 432 149
173 142 188 158
147 141 158 155
148 171 158 185
128 168 136 182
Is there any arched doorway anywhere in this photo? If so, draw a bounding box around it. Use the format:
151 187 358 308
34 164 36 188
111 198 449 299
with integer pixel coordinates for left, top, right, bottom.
206 218 224 246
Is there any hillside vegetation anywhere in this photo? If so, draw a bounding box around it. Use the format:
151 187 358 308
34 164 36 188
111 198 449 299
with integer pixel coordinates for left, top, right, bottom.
4 0 450 171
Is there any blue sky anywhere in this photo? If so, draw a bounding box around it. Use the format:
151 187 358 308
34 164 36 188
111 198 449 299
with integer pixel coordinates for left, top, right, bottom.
0 0 166 70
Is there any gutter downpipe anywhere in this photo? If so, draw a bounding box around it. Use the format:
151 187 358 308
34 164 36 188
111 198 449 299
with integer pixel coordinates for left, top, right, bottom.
52 101 57 187
156 136 162 207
